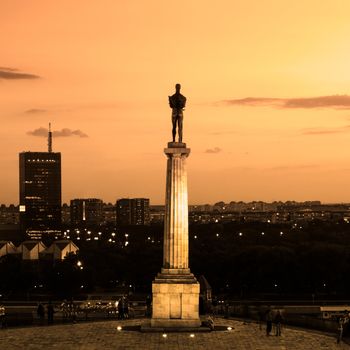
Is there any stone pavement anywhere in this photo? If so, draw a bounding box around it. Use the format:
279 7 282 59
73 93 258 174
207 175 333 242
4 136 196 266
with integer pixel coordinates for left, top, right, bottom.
0 317 348 350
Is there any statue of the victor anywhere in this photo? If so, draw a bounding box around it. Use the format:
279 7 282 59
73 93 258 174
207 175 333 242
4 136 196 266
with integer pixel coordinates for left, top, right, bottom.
168 83 186 143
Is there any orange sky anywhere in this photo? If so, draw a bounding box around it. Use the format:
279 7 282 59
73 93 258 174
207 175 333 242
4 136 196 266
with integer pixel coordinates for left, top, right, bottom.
1 0 350 204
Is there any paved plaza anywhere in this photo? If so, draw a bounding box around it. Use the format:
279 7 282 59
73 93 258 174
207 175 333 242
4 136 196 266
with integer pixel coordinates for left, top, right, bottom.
0 318 348 350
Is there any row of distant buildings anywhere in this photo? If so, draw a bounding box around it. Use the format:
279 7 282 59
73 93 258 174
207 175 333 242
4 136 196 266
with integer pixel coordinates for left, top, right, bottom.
3 129 350 240
0 240 78 260
0 200 150 227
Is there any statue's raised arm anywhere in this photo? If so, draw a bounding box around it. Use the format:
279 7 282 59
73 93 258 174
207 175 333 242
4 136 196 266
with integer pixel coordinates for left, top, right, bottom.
169 83 186 143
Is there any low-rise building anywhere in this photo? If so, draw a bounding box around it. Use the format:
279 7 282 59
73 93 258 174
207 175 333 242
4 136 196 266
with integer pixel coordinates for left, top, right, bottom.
18 241 47 260
44 240 79 260
0 241 17 257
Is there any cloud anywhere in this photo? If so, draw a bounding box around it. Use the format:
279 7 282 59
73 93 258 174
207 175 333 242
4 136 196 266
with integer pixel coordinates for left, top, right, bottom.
209 130 236 136
27 127 88 138
0 67 40 80
25 109 47 114
223 95 350 110
0 67 18 72
54 129 88 138
266 164 319 171
223 97 281 107
205 147 222 154
302 125 350 135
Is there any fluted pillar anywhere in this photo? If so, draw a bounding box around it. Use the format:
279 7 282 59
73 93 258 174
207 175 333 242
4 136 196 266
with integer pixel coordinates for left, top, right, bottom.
163 143 190 272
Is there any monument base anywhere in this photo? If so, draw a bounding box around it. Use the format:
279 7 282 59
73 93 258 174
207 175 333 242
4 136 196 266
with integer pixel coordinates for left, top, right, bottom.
151 273 200 328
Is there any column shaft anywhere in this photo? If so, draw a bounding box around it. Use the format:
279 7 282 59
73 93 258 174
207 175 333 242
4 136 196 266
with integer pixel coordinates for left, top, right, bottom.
163 145 190 270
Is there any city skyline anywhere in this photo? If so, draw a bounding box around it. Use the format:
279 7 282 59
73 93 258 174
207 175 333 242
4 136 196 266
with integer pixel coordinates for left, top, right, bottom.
2 1 350 204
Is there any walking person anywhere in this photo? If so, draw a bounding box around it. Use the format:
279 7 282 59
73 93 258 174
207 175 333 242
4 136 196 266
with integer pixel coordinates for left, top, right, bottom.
118 297 124 319
274 310 283 336
69 300 77 323
61 300 68 320
47 301 55 325
123 297 129 319
265 309 273 336
0 304 5 329
337 316 349 344
337 318 344 344
37 303 45 325
146 295 152 317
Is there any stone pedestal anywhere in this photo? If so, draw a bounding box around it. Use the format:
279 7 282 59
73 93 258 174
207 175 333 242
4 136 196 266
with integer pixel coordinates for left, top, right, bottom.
151 142 200 328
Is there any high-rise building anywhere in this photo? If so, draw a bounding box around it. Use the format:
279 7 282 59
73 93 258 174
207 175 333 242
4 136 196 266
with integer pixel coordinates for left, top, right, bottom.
102 202 117 224
19 124 62 239
70 198 103 227
116 199 132 226
116 198 150 226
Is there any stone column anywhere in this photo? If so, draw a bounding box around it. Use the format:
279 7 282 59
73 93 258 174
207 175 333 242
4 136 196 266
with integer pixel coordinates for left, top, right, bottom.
151 142 200 328
162 142 190 273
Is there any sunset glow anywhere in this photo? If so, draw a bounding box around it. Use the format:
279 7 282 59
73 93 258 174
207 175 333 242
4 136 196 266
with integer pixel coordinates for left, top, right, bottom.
1 0 350 204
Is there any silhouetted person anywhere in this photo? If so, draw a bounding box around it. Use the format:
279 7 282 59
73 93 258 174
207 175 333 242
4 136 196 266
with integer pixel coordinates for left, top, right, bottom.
47 301 54 325
0 304 5 329
69 299 77 323
37 303 45 325
274 310 283 336
118 297 124 319
146 295 152 317
168 83 186 143
265 309 273 336
124 297 129 319
337 315 349 344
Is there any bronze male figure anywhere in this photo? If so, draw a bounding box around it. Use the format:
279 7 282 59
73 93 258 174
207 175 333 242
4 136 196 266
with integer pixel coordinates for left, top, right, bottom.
168 83 186 143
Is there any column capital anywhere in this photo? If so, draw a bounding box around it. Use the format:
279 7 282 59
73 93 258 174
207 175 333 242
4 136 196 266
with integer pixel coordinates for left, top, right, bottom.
164 142 190 157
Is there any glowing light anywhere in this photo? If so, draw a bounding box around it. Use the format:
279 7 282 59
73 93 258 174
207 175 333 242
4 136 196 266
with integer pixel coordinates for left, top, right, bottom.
117 326 122 331
227 326 232 331
239 232 243 236
162 333 167 338
190 334 195 338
